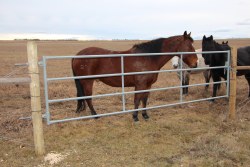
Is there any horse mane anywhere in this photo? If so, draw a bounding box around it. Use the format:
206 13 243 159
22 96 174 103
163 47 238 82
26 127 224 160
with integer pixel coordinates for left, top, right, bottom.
133 34 194 53
214 41 223 50
210 40 229 68
133 38 165 53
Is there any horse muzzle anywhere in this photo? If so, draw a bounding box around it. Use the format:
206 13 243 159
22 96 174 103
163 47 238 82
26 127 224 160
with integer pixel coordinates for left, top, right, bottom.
191 62 198 68
173 64 178 69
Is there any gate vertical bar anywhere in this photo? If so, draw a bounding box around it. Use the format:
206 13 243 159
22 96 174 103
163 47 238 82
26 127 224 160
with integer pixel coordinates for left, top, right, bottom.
180 54 183 102
226 50 231 97
121 55 126 111
229 47 237 119
27 41 45 155
43 56 50 124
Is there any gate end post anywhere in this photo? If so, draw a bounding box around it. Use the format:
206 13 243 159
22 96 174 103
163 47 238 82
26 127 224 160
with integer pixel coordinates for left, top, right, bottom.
27 41 46 156
229 47 237 120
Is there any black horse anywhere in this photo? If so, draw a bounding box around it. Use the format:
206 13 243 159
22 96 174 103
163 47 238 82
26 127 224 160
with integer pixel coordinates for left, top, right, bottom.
237 46 250 97
202 35 231 100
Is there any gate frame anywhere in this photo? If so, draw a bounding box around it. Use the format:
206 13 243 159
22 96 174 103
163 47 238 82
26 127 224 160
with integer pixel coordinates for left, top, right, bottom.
42 50 231 125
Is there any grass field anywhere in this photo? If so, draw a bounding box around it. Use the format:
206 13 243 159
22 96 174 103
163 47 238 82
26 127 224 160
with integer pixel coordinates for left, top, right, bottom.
0 38 250 167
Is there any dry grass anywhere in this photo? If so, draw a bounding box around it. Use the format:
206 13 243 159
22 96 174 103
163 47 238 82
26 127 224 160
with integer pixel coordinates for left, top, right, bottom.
0 39 250 167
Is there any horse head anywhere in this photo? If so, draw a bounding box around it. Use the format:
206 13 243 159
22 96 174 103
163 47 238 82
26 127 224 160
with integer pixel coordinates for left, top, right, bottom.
174 31 198 68
202 35 216 65
222 41 228 45
220 41 231 64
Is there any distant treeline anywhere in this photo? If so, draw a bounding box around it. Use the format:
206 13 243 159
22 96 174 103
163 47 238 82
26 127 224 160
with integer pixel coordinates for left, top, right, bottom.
13 38 142 41
14 39 79 41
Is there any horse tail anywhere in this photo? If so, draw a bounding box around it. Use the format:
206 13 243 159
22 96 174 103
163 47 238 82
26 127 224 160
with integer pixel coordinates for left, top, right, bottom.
72 58 85 111
73 71 85 97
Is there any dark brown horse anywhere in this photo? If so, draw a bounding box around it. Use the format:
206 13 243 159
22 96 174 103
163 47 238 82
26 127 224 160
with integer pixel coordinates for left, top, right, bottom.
72 31 198 121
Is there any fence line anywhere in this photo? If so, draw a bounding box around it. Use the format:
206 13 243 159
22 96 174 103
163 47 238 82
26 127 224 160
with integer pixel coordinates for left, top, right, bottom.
0 65 30 84
0 134 34 147
0 77 31 84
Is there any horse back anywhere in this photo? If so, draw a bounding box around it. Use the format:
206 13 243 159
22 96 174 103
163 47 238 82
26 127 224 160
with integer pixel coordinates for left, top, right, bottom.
76 47 112 56
237 46 250 65
236 46 250 76
73 47 121 75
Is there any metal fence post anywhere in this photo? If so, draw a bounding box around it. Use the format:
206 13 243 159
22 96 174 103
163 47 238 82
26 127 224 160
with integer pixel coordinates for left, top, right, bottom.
121 55 126 111
180 54 183 102
229 47 237 119
226 50 231 97
27 41 45 155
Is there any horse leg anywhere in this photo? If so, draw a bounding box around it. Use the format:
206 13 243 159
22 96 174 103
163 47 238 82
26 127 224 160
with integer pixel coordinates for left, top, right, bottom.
212 83 218 99
244 73 250 97
133 93 141 122
182 73 189 95
142 94 150 120
182 80 186 94
81 80 98 117
74 79 86 113
133 83 151 121
180 71 186 94
203 70 210 90
211 74 221 101
185 73 190 94
76 92 86 112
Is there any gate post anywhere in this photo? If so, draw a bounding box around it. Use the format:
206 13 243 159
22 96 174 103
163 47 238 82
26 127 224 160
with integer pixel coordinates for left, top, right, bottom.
229 47 237 119
27 41 45 155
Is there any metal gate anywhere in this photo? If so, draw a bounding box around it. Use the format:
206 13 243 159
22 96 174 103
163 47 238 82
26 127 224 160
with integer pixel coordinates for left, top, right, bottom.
43 51 230 124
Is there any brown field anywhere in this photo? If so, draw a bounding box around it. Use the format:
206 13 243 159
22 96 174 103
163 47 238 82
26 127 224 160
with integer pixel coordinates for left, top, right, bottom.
0 38 250 167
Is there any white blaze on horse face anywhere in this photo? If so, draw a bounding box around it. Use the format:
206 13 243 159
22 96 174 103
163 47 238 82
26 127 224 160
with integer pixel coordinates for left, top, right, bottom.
171 56 179 68
171 49 208 69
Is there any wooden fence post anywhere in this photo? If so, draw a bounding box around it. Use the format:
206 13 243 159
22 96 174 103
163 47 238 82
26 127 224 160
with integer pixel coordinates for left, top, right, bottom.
27 41 45 155
229 47 237 119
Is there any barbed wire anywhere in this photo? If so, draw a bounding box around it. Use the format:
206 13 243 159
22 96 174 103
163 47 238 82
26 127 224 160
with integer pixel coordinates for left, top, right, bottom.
1 66 28 78
236 97 250 112
0 134 34 147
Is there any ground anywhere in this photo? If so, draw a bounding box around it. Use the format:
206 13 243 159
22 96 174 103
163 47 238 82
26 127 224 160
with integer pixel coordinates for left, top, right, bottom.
0 39 250 167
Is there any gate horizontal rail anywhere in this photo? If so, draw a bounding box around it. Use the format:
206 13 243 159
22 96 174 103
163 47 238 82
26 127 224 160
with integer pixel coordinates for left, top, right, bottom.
44 50 229 60
43 50 230 125
49 95 227 124
46 66 227 82
49 80 228 103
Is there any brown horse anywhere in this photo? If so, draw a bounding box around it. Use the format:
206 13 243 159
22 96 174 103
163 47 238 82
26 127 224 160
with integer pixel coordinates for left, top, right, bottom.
72 31 198 121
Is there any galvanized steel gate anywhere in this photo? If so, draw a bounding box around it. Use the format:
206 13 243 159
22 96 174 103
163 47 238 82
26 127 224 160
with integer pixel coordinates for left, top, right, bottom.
43 51 230 125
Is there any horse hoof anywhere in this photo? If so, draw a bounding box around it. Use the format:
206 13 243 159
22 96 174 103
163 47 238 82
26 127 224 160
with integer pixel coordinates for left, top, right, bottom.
133 117 139 122
75 106 85 113
209 99 215 103
91 113 99 119
75 109 81 113
142 114 150 120
133 121 140 126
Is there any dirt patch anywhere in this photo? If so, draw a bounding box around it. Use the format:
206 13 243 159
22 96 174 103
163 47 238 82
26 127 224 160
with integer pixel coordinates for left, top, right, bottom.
44 152 69 165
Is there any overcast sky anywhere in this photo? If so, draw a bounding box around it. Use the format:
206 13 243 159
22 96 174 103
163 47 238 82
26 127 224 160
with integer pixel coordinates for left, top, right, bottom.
0 0 250 40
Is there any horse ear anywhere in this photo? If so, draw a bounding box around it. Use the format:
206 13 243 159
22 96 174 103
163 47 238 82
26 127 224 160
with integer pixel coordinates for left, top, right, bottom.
188 32 191 37
203 35 206 40
184 31 187 36
210 35 213 40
